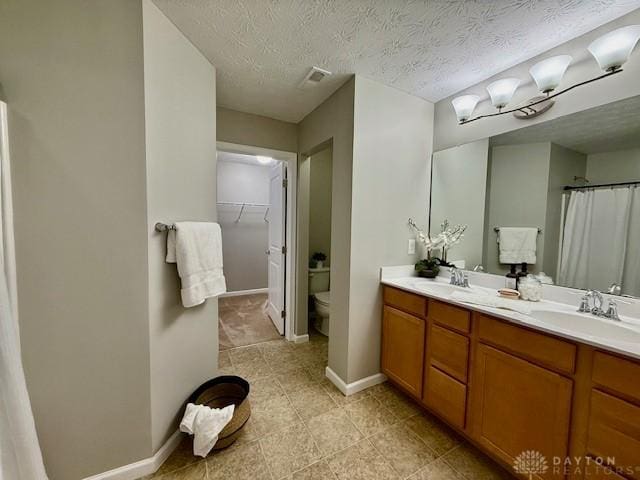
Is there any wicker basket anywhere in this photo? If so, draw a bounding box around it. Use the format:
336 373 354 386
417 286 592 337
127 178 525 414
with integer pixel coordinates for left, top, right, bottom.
187 376 251 451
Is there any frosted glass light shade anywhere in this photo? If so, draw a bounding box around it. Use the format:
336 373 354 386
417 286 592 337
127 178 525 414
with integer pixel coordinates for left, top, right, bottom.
588 25 640 71
451 94 480 122
529 55 572 93
486 78 520 108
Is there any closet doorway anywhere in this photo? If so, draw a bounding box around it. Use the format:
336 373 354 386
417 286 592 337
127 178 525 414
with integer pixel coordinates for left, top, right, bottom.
216 142 297 349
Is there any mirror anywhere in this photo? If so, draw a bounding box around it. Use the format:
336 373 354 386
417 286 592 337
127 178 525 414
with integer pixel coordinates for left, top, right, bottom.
430 95 640 297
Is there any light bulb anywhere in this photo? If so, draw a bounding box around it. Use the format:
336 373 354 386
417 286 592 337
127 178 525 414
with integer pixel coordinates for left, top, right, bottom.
486 78 520 108
451 95 480 123
588 25 640 71
529 55 572 93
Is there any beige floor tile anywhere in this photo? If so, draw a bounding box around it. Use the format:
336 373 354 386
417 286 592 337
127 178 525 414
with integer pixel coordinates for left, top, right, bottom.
251 392 300 436
218 350 232 369
443 444 512 480
228 344 264 364
228 356 274 382
260 422 323 479
326 439 399 480
154 460 207 479
233 415 261 445
265 348 301 372
207 440 271 480
369 423 437 478
249 375 286 405
304 362 328 383
277 367 317 393
404 414 461 456
290 460 337 479
320 379 371 406
153 437 199 476
306 407 364 456
370 384 421 420
408 458 464 480
288 383 337 421
344 396 397 437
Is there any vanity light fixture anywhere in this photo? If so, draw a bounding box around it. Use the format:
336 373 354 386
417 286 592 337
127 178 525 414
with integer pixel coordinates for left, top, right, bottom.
486 78 521 109
453 25 639 125
588 25 640 71
529 55 572 93
451 94 480 123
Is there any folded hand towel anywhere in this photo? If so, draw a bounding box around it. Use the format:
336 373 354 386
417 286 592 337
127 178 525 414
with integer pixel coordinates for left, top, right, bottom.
498 227 537 264
180 403 235 457
166 222 226 307
450 291 532 315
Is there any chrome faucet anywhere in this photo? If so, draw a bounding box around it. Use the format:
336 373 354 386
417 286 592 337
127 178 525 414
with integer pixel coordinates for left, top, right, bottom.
578 290 620 321
449 267 469 288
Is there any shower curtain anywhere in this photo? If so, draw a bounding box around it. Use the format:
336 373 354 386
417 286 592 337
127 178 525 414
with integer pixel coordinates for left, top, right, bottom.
0 102 48 479
558 186 640 295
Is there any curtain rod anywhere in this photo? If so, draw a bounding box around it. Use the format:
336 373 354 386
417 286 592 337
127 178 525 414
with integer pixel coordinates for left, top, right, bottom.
563 180 640 191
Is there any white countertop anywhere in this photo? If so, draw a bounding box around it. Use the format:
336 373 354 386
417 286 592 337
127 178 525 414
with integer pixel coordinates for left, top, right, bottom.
381 266 640 361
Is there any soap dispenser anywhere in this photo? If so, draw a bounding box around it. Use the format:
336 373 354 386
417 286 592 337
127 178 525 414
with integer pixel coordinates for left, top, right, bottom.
505 265 517 289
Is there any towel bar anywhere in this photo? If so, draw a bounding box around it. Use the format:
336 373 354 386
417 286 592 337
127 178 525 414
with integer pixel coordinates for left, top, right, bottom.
494 227 542 233
155 222 175 232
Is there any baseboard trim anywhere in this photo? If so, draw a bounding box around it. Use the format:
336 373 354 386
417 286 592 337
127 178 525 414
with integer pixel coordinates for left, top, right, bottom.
220 288 268 298
325 367 387 396
291 333 309 344
82 430 183 480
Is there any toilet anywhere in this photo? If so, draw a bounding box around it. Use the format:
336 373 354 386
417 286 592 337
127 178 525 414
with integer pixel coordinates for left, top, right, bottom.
308 267 330 336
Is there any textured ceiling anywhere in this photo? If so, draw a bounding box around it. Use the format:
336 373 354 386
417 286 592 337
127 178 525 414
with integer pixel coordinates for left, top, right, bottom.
491 95 640 154
153 0 640 122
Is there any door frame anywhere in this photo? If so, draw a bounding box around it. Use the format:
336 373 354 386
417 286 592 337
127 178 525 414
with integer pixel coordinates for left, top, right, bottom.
217 141 298 342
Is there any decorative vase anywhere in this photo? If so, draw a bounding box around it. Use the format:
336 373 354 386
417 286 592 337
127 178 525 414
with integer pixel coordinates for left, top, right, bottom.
418 268 439 278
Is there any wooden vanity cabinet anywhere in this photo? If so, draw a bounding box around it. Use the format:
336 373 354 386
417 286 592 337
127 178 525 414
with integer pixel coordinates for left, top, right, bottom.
381 288 427 398
470 344 573 478
380 286 640 480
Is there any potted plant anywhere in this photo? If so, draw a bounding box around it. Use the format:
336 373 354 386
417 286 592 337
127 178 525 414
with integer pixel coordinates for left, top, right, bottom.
409 218 467 277
311 252 327 269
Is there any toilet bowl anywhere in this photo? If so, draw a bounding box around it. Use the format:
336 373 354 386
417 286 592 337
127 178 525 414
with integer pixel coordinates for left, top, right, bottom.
313 291 330 336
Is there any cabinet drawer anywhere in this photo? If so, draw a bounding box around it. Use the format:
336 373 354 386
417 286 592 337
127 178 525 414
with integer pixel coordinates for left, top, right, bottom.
424 366 466 429
430 324 470 383
429 300 471 334
582 461 628 480
478 314 576 374
592 352 640 402
384 287 427 318
587 389 640 479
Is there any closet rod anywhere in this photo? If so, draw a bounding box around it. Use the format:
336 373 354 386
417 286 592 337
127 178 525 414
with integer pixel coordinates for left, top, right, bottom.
217 201 270 207
563 180 640 191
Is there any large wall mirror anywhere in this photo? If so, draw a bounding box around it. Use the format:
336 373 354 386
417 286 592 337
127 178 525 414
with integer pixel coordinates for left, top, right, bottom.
430 95 640 297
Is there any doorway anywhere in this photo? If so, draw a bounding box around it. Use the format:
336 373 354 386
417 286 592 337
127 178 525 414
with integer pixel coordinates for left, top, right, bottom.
216 142 297 348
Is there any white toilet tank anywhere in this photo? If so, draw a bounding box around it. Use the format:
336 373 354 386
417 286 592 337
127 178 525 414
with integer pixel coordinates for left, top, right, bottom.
308 267 330 294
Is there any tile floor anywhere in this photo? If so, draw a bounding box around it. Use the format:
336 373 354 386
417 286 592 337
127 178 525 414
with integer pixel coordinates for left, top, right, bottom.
144 335 513 480
218 294 281 350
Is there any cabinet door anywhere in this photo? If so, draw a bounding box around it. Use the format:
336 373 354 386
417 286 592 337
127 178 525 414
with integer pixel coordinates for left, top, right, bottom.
381 306 426 398
471 344 573 479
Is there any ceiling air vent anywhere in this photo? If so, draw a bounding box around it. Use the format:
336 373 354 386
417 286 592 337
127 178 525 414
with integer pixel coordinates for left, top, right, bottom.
298 66 332 89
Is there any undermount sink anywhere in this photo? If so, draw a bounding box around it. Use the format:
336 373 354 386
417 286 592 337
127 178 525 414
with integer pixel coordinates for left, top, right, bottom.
530 310 640 344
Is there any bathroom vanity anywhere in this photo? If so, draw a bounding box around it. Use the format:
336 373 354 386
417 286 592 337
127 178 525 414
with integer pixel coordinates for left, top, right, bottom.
380 273 640 480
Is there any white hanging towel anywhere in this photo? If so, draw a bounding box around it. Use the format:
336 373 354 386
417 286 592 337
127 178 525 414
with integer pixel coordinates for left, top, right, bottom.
179 403 235 457
166 222 227 307
498 227 538 264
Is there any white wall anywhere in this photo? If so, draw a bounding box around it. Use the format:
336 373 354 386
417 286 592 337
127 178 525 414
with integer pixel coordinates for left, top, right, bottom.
0 1 151 478
434 10 640 151
298 78 354 379
217 107 298 152
143 0 218 453
430 139 489 268
348 76 434 383
586 147 640 184
309 146 333 264
217 160 270 291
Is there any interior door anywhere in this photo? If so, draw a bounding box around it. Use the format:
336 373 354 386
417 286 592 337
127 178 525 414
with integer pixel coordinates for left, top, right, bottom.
267 161 286 334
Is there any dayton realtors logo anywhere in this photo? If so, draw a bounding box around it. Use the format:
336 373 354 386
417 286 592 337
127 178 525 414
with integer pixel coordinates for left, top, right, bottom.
513 450 549 479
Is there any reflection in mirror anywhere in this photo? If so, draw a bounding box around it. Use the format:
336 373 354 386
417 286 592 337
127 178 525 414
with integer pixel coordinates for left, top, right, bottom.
430 95 640 297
